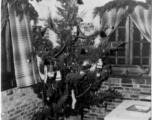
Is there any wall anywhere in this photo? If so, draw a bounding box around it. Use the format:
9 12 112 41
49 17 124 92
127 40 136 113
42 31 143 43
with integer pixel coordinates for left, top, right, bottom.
83 76 151 120
1 87 42 120
1 77 151 120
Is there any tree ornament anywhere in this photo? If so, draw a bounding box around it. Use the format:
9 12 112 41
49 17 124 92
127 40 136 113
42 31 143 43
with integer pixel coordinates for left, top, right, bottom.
93 35 101 48
90 64 96 72
82 60 89 66
55 71 62 81
47 97 50 101
36 55 45 80
96 72 101 78
71 26 77 35
47 71 55 78
96 58 103 69
77 0 84 5
47 65 55 78
80 70 85 76
71 89 77 109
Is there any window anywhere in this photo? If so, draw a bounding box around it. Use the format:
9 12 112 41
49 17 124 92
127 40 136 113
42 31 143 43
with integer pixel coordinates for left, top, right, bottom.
1 21 17 91
108 17 151 76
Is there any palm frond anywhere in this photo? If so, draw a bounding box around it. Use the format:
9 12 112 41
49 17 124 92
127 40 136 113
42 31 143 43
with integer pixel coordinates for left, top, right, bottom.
93 7 103 18
93 0 150 19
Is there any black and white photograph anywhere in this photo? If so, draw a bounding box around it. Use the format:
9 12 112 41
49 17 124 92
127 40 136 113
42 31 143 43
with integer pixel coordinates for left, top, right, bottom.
1 0 151 120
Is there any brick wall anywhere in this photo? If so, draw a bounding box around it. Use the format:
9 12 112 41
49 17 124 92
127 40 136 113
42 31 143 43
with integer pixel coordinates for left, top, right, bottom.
83 76 151 120
1 77 151 120
1 87 42 120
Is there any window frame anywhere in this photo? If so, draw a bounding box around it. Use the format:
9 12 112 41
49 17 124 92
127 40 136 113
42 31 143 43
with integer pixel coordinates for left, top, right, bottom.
109 17 151 78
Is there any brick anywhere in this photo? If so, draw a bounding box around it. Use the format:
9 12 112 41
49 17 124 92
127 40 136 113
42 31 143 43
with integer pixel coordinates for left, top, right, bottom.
115 84 120 86
21 104 27 108
113 87 123 90
142 88 150 92
123 94 130 98
9 96 14 101
140 99 151 102
6 89 13 95
16 107 20 110
27 112 33 117
122 90 133 94
98 114 106 118
140 85 151 88
9 113 15 117
15 101 22 106
131 88 141 91
88 113 98 117
32 106 38 111
22 93 26 96
145 79 151 84
21 112 24 116
24 111 27 115
133 84 140 88
23 115 28 119
37 101 42 106
100 86 107 90
130 95 139 99
8 109 15 114
125 88 130 90
111 83 116 86
133 79 145 84
140 92 151 95
1 92 6 98
122 98 132 100
122 84 133 87
109 78 121 83
15 110 22 115
9 115 21 120
133 91 140 94
122 78 132 84
97 118 104 120
26 106 32 110
105 109 112 112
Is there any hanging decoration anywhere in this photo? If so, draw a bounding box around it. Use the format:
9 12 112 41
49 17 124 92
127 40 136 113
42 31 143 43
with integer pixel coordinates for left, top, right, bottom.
71 89 77 109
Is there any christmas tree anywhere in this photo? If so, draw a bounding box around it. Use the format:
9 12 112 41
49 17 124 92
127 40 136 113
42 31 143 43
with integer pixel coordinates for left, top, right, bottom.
31 0 124 120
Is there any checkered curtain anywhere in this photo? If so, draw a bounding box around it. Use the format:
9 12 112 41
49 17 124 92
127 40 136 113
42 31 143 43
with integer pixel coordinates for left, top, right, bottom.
100 8 126 36
129 6 151 42
8 4 41 87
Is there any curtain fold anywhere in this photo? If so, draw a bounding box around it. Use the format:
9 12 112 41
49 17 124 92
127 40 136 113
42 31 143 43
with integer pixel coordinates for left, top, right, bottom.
8 3 40 87
100 8 127 36
129 6 151 42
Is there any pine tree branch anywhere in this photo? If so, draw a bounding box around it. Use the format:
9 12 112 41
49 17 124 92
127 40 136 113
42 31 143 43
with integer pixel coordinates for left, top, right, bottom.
76 84 91 98
54 35 71 57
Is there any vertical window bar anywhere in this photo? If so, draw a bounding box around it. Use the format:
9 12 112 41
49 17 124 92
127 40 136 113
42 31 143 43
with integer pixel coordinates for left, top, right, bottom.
129 18 133 65
140 34 143 65
116 29 118 64
125 17 130 65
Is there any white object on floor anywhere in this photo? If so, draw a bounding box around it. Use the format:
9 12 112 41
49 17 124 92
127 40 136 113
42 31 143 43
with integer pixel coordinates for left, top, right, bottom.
104 100 151 120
